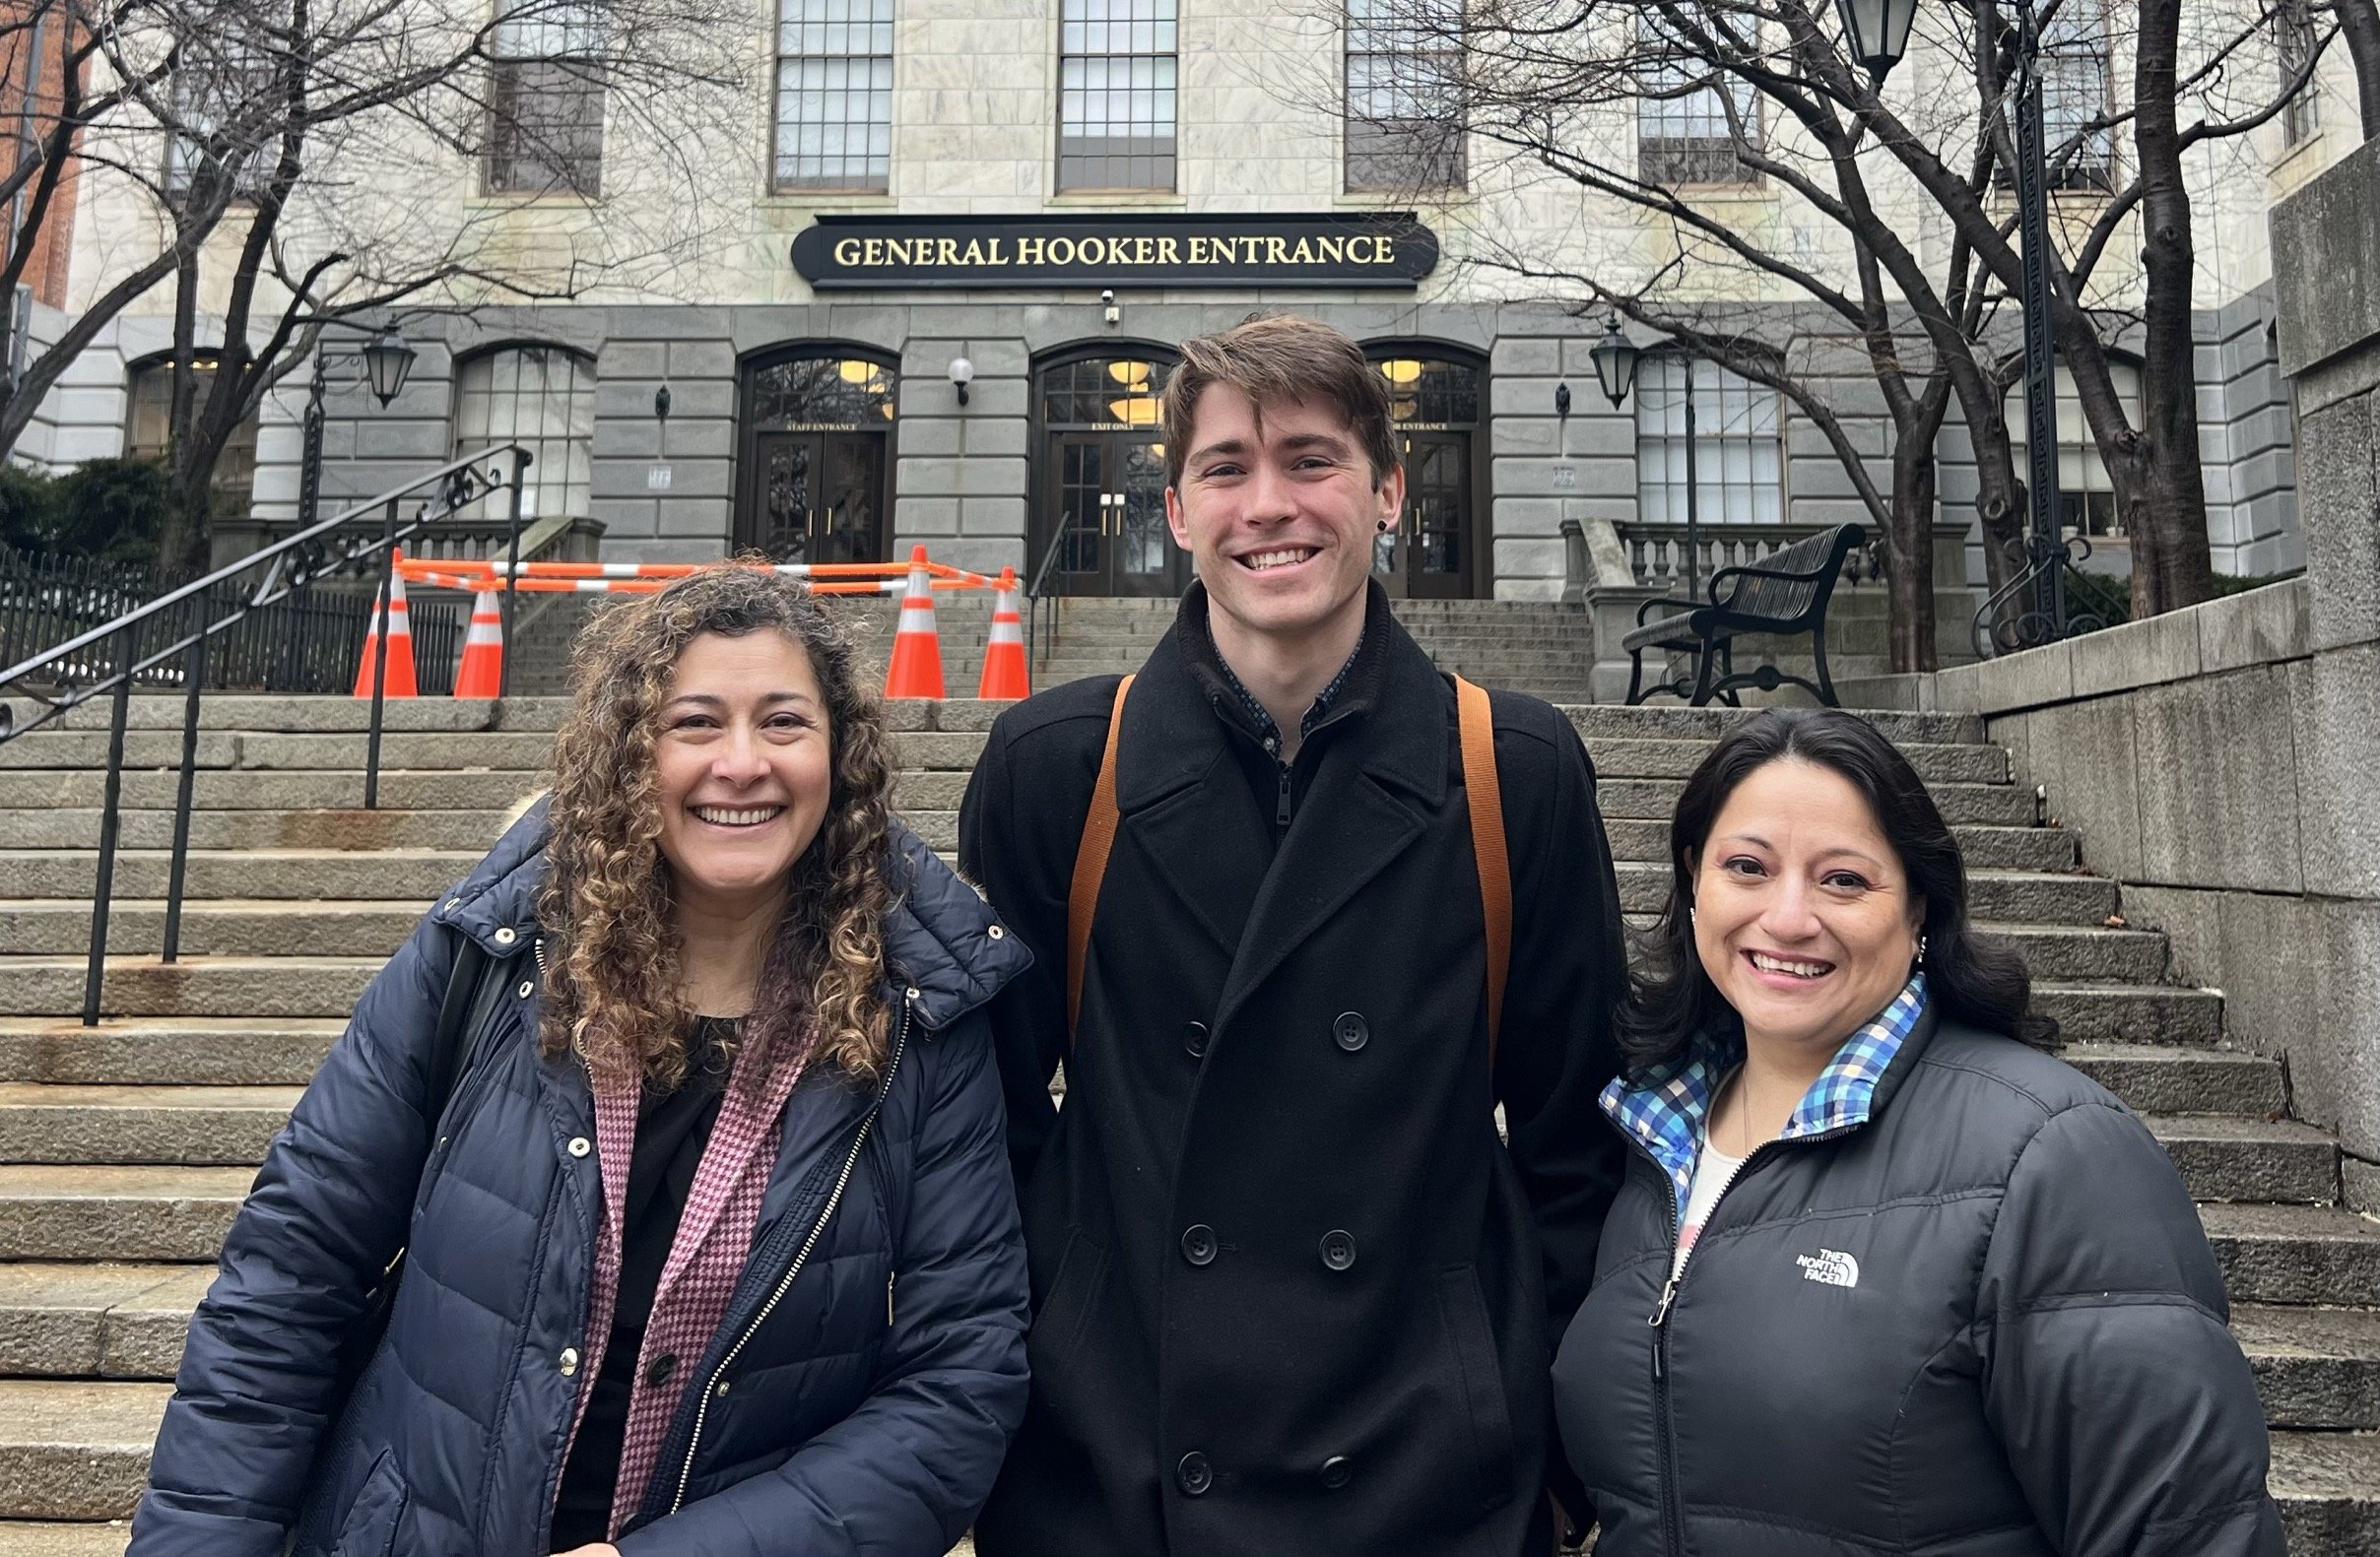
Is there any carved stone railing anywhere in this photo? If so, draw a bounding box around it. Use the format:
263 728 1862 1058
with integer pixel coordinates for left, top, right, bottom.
1613 520 1885 592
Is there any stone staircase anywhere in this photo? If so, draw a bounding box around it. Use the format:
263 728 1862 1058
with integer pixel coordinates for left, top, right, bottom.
0 688 2373 1552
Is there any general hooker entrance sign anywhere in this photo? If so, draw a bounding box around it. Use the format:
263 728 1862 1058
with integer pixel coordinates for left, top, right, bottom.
791 213 1437 290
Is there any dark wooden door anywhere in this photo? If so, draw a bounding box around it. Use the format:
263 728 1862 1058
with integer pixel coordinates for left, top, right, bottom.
1383 431 1471 600
744 431 886 563
1041 433 1188 597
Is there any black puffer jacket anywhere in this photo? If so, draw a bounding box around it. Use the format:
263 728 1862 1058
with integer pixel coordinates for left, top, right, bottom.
1554 1006 2284 1557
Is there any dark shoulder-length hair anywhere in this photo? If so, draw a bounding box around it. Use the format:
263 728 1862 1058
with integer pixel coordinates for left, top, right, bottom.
1618 707 2057 1078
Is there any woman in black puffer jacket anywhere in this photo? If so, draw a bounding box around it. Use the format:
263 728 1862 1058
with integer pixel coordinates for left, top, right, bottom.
1554 708 2281 1557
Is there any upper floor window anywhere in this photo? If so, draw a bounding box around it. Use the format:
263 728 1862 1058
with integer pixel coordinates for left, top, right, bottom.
2277 0 2322 147
1637 32 1760 186
1059 0 1176 192
165 35 278 202
126 357 259 516
2028 0 2116 191
2007 362 2141 540
486 0 605 196
1345 0 1465 192
452 346 595 523
1634 355 1784 526
776 0 893 191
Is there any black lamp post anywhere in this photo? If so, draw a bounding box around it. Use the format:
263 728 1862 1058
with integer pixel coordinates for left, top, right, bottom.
298 322 419 528
1850 0 2065 641
1591 315 1706 598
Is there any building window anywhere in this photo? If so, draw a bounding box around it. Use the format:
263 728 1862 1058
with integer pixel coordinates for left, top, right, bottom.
164 38 278 201
2007 362 2141 540
1346 0 1465 192
1058 0 1176 192
749 355 897 425
126 357 259 516
1636 38 1760 186
487 0 605 196
775 0 893 192
452 347 595 523
1634 355 1784 526
2025 0 2116 191
2278 0 2322 147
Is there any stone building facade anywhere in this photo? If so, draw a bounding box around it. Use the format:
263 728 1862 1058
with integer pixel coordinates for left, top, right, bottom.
7 0 2352 600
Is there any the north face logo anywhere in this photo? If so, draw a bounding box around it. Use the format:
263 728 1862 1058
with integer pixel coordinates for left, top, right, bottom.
1796 1249 1860 1288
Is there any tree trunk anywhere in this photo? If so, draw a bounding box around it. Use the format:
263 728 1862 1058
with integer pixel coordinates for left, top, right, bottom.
1887 424 1941 673
2337 0 2380 138
2126 0 2218 616
154 255 209 576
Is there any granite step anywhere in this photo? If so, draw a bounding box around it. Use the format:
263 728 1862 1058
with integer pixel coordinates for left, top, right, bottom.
2239 1306 2380 1430
2149 1115 2340 1204
0 1521 132 1554
0 1266 212 1381
2204 1203 2380 1306
1598 819 2074 872
0 901 429 959
0 959 382 1020
0 1382 170 1520
0 1086 302 1167
1608 864 2114 924
1596 776 2034 826
0 771 551 813
0 810 528 853
0 1168 249 1262
2062 1043 2285 1116
2033 983 2226 1046
0 853 479 903
0 1019 340 1087
2273 1429 2380 1553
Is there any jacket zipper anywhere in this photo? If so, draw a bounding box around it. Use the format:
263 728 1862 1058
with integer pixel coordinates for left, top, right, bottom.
666 1003 914 1516
1629 1117 1858 1557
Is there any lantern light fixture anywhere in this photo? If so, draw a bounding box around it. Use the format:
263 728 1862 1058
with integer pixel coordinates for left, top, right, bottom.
360 327 416 409
1835 0 1919 84
948 355 974 406
1588 315 1641 410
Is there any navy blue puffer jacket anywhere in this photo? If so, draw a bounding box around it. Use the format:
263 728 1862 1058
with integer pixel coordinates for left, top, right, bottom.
129 807 1033 1557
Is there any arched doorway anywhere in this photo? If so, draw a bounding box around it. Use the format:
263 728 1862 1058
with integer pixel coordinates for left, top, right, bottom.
735 348 897 562
1367 348 1488 599
1027 349 1188 597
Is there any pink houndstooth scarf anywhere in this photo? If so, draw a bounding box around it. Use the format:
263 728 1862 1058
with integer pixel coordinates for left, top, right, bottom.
562 1022 815 1538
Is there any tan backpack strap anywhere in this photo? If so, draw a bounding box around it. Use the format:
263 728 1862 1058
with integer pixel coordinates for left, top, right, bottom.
1066 675 1134 1043
1455 676 1511 1064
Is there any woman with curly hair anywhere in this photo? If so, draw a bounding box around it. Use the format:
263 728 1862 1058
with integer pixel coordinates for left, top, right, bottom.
130 565 1033 1557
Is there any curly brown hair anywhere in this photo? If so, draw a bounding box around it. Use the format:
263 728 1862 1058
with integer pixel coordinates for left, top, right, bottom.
536 563 898 1088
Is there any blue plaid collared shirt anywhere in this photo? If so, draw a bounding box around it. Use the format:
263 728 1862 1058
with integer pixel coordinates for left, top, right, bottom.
1601 972 1929 1223
1210 621 1363 751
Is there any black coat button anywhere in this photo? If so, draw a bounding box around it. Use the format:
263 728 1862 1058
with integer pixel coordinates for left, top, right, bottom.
644 1352 677 1387
1334 1011 1369 1052
1181 1224 1218 1265
1320 1230 1356 1270
1177 1451 1214 1495
1319 1455 1353 1490
1183 1020 1210 1059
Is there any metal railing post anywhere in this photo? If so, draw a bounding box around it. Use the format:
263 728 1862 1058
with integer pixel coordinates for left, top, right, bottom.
82 619 138 1027
161 611 208 963
364 496 396 810
499 448 530 699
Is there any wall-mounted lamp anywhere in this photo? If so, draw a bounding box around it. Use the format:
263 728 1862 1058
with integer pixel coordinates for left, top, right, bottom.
948 355 974 406
654 384 672 423
1554 382 1572 421
1101 289 1120 327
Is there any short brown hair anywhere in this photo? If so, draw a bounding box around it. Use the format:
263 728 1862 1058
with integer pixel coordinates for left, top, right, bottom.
1160 313 1398 492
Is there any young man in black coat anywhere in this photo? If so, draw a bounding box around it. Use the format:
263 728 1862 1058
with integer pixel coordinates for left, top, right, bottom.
959 314 1626 1557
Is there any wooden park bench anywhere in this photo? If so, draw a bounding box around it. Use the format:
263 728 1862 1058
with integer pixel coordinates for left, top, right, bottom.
1621 522 1866 707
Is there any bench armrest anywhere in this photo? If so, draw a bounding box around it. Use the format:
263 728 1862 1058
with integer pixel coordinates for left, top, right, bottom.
1633 592 1706 626
1707 557 1841 611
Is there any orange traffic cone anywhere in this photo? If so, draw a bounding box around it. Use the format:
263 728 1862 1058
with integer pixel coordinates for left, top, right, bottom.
353 551 420 698
883 544 947 700
453 584 505 698
977 566 1030 700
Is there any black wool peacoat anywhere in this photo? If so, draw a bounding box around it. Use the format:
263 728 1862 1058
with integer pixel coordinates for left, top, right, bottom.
959 585 1628 1557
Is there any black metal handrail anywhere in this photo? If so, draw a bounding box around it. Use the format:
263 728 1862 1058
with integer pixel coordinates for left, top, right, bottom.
0 443 533 1027
1970 532 2116 659
1022 525 1074 670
